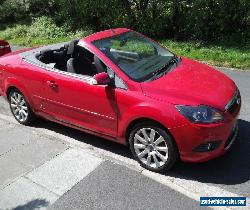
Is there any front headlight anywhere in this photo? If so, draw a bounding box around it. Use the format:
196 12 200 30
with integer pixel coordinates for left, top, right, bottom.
176 105 224 123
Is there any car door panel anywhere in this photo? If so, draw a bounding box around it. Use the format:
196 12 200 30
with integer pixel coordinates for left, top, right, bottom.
8 62 47 112
42 71 118 137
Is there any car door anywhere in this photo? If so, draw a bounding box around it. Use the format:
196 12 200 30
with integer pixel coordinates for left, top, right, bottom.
42 69 118 138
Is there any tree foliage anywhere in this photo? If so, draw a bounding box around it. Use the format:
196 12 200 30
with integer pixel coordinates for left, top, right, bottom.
0 0 249 43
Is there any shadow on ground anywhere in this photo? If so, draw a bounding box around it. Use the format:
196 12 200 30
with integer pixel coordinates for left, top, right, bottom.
33 118 250 185
12 199 49 210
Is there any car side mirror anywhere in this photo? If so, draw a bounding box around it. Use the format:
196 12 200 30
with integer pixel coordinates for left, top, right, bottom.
93 72 111 85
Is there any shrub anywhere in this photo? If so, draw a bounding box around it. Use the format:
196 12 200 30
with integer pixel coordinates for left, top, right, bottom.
0 16 93 43
0 24 29 40
28 16 69 39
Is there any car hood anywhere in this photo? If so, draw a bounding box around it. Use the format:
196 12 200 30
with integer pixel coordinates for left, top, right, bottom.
140 57 236 110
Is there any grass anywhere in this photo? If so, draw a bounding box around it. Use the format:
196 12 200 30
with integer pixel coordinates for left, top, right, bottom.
0 22 249 70
2 36 77 46
161 40 250 70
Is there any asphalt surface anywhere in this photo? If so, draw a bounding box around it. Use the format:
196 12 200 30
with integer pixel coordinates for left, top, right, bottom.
11 45 23 51
0 46 249 209
49 161 206 210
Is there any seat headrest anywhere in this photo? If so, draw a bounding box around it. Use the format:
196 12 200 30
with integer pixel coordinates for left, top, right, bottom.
94 55 106 73
67 39 79 55
66 58 76 73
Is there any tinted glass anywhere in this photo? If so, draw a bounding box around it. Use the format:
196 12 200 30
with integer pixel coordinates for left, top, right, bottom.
93 32 174 82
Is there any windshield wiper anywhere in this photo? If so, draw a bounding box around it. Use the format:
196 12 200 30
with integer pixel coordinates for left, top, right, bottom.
150 56 179 80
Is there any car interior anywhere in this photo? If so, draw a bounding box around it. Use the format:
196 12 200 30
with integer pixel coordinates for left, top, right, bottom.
18 39 128 89
36 39 107 77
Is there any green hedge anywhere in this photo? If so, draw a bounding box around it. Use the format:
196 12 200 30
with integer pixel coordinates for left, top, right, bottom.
0 0 249 43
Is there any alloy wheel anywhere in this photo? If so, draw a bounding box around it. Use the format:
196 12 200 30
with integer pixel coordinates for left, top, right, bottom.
133 128 169 169
10 92 29 122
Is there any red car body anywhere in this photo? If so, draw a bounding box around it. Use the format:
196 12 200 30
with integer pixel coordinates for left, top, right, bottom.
0 40 11 56
0 28 240 164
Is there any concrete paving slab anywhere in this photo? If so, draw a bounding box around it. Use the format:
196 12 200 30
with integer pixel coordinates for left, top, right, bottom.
0 123 68 190
0 127 38 156
0 121 14 131
4 136 68 168
0 156 31 189
0 98 11 117
0 177 58 210
26 148 103 195
0 120 9 128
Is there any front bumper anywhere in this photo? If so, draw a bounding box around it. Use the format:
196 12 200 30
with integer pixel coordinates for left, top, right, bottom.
170 86 241 163
170 118 239 163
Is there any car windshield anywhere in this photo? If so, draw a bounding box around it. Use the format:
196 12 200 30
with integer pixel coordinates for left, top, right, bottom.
92 31 175 82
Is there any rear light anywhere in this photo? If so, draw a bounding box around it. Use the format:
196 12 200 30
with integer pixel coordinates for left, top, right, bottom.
0 45 10 49
193 141 222 152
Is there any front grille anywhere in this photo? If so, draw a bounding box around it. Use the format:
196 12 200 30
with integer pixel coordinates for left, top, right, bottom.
225 88 241 115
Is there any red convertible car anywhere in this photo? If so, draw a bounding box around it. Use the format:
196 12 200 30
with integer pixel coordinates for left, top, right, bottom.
0 40 11 56
0 28 241 172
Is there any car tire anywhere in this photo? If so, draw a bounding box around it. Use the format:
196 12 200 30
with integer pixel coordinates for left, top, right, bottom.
129 122 178 173
9 89 36 125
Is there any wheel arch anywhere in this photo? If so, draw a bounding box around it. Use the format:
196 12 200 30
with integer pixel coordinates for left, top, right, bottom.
4 78 35 109
6 86 17 100
125 117 177 148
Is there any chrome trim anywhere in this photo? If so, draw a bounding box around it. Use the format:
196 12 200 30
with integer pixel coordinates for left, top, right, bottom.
225 121 238 150
23 57 95 84
22 42 128 89
225 88 239 110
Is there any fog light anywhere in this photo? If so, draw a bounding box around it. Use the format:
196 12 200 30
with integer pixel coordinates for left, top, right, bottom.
193 141 221 152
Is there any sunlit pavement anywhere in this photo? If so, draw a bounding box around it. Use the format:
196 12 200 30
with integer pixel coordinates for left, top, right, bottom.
0 110 205 210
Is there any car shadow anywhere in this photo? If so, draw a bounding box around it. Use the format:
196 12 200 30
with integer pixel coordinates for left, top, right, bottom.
12 199 49 210
32 118 132 159
32 118 250 185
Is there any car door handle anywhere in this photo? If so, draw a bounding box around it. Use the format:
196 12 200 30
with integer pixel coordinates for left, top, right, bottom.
47 80 58 88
